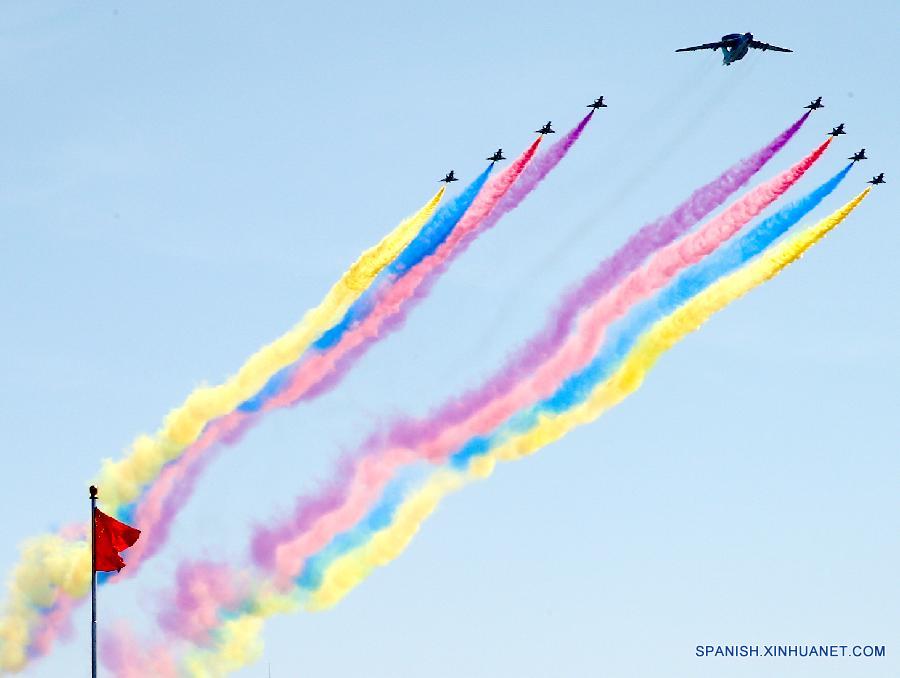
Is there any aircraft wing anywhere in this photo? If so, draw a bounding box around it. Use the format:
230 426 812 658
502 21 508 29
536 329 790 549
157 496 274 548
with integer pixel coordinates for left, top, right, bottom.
675 41 724 52
749 40 792 52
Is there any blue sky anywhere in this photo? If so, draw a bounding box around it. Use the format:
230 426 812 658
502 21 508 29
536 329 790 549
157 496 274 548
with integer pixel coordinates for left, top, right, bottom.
1 1 897 676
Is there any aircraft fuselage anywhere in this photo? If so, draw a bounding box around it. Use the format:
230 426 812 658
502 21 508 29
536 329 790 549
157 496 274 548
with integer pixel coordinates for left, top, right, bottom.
720 33 752 65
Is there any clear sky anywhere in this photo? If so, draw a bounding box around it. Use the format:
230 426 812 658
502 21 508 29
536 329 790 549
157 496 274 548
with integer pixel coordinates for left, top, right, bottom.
1 1 897 676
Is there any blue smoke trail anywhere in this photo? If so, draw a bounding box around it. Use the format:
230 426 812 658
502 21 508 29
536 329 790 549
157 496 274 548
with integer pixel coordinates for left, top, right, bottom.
295 475 411 591
238 166 495 413
451 164 853 467
313 164 495 350
281 165 854 594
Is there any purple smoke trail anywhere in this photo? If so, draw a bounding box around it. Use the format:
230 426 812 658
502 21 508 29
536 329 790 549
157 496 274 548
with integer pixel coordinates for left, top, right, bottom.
301 113 596 400
249 112 807 569
384 112 810 449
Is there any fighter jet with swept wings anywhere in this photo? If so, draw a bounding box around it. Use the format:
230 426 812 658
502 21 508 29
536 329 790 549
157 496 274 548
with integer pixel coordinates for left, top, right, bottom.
867 173 885 185
587 97 608 109
829 124 846 137
849 149 867 162
440 170 458 183
805 97 824 111
536 121 555 135
676 32 792 65
487 149 506 162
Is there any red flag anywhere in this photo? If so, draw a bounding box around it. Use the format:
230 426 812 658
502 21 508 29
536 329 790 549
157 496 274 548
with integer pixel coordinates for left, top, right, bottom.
93 509 141 573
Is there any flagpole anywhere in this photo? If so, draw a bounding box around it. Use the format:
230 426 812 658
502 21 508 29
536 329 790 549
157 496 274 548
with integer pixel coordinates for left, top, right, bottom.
89 485 97 678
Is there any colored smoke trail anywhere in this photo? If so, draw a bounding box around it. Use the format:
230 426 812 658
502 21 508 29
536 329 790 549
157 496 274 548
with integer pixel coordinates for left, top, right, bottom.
102 186 445 514
0 189 445 671
244 159 500 408
284 141 542 402
101 626 177 678
310 162 500 353
2 113 811 674
249 159 853 620
445 112 596 266
261 117 594 413
452 182 868 472
0 536 89 671
250 117 815 576
262 149 842 583
117 167 496 572
153 188 870 677
119 117 592 577
385 112 810 453
83 129 565 595
299 186 872 610
120 156 508 571
151 160 854 660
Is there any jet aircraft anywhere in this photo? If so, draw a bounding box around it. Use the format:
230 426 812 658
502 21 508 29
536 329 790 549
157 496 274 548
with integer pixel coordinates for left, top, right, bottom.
829 124 846 137
536 121 555 135
676 32 792 65
805 97 824 110
867 173 885 185
588 97 607 109
849 149 867 162
487 149 506 162
440 171 458 183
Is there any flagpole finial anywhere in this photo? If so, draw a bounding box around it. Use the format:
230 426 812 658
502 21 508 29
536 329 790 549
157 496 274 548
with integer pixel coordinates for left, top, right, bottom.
89 485 98 499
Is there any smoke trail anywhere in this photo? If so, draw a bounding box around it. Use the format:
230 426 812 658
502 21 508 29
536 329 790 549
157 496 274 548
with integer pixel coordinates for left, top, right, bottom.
12 113 802 676
262 117 593 411
310 163 499 354
101 625 177 678
242 160 501 409
298 187 872 610
251 116 594 412
87 128 568 593
0 189 445 671
118 157 511 572
155 164 855 645
156 189 870 677
0 535 89 671
155 162 852 649
388 138 833 451
247 119 817 578
114 168 495 572
75 133 557 599
101 187 445 513
385 112 810 453
258 150 842 583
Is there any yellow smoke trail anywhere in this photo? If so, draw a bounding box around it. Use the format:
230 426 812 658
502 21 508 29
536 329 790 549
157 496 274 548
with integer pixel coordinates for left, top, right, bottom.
307 470 467 611
0 189 444 673
307 190 870 613
180 472 467 677
97 187 445 512
494 188 870 464
177 189 868 676
0 537 89 671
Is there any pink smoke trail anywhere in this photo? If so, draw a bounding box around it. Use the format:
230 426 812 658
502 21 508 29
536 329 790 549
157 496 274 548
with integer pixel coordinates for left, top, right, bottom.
264 137 830 583
251 112 811 575
115 127 567 576
118 411 255 573
28 594 78 659
299 113 596 399
383 111 811 451
21 524 88 661
157 562 251 645
261 131 558 409
101 624 177 678
140 115 815 648
145 132 828 644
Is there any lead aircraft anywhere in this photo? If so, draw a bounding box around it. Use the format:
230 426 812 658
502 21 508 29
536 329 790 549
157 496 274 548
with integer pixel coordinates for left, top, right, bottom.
676 32 792 65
